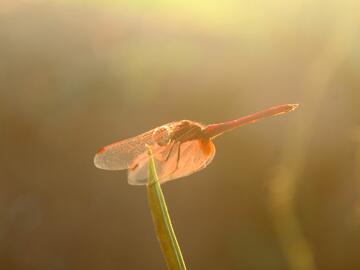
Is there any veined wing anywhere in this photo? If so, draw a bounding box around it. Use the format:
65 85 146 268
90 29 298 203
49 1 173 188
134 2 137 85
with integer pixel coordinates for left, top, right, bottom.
94 125 171 171
128 139 216 185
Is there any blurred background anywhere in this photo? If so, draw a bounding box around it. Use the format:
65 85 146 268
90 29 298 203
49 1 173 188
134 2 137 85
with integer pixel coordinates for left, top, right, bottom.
1 0 360 269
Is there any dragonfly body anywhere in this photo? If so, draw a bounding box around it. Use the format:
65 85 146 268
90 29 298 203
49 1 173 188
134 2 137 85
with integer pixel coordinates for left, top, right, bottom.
152 120 207 146
94 104 298 185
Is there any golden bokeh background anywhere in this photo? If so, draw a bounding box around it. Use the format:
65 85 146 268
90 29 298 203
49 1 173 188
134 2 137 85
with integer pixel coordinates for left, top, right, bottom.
1 1 360 269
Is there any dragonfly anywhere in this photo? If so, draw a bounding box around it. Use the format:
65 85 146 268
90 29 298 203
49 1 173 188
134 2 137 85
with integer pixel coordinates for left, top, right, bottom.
94 104 298 185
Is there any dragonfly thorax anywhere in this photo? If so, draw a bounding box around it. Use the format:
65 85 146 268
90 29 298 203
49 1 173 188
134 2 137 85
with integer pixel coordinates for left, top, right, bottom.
153 120 207 147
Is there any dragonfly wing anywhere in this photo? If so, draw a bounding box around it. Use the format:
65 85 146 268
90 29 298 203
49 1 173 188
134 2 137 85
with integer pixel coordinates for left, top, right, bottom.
94 129 157 171
128 139 216 185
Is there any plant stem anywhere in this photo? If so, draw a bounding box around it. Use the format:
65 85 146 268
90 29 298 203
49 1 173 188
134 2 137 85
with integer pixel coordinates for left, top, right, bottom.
146 147 187 270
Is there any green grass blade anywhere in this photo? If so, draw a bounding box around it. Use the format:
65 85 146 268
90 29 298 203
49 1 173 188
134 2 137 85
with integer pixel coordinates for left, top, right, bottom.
146 147 187 270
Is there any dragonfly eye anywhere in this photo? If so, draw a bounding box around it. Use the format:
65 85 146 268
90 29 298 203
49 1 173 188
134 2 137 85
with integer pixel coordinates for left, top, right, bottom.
152 125 171 146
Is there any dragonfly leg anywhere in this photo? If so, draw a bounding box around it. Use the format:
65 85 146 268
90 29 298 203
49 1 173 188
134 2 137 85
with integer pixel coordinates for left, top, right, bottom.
155 141 175 162
162 143 182 177
164 142 175 161
162 143 175 161
175 143 181 170
169 143 182 174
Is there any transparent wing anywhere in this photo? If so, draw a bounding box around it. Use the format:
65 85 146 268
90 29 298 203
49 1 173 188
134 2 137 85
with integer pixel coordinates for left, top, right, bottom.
128 139 216 185
94 127 167 171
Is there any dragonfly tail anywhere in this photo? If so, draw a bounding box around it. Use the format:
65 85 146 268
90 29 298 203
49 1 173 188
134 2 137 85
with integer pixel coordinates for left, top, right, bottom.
203 104 299 139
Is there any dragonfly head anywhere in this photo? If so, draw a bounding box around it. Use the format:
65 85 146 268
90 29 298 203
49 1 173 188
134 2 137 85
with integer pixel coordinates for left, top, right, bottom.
152 125 172 146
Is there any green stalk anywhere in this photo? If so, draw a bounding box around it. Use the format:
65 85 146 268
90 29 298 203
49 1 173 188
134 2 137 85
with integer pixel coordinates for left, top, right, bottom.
146 147 187 270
